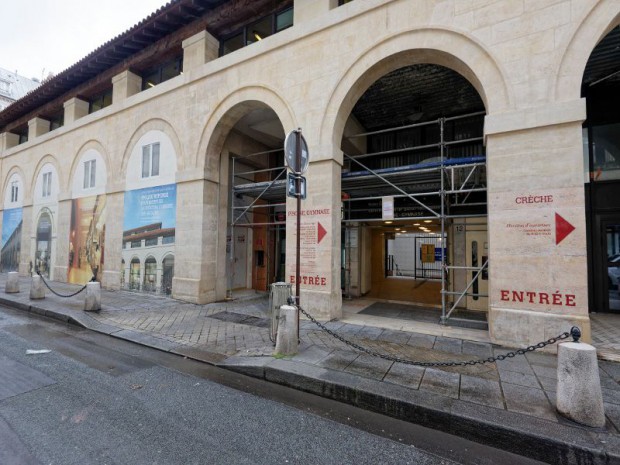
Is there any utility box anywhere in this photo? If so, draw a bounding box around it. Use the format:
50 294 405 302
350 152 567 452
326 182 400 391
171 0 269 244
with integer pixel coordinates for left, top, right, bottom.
269 282 292 343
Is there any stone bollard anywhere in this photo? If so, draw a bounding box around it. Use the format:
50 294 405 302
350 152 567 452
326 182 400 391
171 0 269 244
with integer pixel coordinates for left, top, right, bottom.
83 282 101 312
557 335 605 427
275 305 299 356
5 271 20 293
30 275 45 300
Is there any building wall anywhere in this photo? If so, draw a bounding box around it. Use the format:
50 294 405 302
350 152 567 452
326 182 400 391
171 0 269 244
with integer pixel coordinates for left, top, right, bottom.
1 0 619 344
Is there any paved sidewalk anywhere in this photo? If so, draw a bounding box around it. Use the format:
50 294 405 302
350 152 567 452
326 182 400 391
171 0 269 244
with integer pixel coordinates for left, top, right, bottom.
1 274 619 464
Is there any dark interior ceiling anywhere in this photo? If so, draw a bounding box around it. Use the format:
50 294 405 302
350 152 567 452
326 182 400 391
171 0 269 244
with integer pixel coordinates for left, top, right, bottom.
350 64 485 132
582 25 620 88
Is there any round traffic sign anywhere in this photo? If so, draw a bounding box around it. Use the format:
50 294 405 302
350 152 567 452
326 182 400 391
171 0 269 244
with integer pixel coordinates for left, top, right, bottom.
284 131 309 174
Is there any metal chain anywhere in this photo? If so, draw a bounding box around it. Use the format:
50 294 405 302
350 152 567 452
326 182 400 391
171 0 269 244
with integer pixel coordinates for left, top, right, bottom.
36 272 89 298
297 306 571 367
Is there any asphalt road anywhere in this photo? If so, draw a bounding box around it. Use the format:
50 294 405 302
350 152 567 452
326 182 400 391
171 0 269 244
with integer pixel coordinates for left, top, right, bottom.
0 305 546 465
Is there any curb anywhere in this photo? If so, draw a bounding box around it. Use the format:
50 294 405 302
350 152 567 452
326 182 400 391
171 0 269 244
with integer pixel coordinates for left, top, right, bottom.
3 296 619 465
218 358 620 465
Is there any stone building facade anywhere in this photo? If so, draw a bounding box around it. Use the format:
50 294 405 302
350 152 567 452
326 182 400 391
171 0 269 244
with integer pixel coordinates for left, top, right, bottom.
0 0 619 347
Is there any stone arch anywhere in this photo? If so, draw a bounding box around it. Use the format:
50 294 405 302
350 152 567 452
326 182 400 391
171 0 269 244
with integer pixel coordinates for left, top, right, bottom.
30 154 62 200
319 28 511 150
555 1 620 101
196 85 296 175
120 118 184 176
69 140 110 194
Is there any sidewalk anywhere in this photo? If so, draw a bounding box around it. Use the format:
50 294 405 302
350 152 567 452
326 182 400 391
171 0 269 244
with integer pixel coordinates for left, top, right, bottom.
1 274 619 464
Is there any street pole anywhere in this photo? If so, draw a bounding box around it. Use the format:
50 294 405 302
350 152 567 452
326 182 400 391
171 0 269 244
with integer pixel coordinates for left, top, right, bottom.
295 129 302 336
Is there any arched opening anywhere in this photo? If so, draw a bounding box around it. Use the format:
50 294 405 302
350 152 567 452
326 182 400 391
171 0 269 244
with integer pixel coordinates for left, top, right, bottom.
216 103 287 298
129 257 141 290
162 254 174 295
35 212 52 278
339 62 488 328
583 26 620 322
143 256 157 292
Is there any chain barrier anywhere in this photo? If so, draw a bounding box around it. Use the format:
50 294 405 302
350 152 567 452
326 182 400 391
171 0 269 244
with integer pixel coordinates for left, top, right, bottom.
297 306 577 367
36 271 91 298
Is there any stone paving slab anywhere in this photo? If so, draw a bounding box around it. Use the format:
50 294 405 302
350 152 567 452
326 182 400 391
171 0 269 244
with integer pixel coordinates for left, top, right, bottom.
1 273 620 464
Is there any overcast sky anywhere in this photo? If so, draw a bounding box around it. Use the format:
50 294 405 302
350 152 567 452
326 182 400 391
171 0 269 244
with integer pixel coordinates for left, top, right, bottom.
1 0 170 81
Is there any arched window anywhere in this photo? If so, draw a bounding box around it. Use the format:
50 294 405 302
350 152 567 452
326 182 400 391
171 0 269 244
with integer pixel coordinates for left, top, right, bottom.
162 255 174 295
143 256 157 292
129 258 141 290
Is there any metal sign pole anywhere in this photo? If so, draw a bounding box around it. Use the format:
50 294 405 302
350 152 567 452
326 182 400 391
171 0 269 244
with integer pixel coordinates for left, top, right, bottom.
295 129 302 334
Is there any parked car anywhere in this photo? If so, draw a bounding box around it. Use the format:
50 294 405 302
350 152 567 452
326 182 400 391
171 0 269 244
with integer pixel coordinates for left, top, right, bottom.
609 254 620 290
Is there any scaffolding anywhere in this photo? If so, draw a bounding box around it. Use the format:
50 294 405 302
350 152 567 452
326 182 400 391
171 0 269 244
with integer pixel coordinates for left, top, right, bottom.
341 111 488 326
228 111 489 326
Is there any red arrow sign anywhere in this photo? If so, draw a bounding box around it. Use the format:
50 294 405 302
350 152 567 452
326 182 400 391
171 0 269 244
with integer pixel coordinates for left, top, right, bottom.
317 222 327 244
555 213 575 245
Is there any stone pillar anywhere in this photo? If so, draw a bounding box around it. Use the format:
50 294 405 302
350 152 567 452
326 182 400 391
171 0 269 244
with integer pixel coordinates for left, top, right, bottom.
18 205 33 275
112 70 142 103
182 30 219 72
173 173 222 303
557 341 605 427
30 275 45 299
486 100 591 346
28 117 50 139
274 305 299 356
0 132 20 151
294 0 338 23
63 97 89 125
53 197 72 282
101 190 123 290
286 156 342 320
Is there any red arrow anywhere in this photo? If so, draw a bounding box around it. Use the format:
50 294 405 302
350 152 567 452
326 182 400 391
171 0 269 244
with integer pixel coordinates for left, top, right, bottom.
555 213 575 245
317 222 327 244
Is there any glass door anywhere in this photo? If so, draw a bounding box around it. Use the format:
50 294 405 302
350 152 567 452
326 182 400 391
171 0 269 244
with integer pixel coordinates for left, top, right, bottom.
606 223 620 312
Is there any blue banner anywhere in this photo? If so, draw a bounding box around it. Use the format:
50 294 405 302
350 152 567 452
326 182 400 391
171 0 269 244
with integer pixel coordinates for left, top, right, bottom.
1 207 22 248
123 184 177 231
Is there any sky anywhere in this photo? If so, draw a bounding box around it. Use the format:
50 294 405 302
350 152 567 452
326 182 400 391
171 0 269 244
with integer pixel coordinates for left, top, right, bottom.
0 0 170 81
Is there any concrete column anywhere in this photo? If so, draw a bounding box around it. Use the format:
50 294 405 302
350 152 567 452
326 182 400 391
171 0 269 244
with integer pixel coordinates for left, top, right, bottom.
63 97 89 125
173 176 222 303
30 275 45 299
100 190 123 290
182 30 219 72
52 197 72 282
28 117 50 139
18 205 33 275
486 100 591 347
0 132 20 151
294 0 338 23
557 341 605 427
112 70 142 103
274 305 299 356
286 157 342 320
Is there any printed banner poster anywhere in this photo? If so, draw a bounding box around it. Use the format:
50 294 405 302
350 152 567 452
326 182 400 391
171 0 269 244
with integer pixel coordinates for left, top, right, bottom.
1 207 23 272
122 184 176 294
68 195 106 284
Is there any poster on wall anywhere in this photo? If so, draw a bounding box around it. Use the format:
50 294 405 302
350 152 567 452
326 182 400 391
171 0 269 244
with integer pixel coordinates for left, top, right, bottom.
1 208 23 272
68 195 106 284
122 184 176 294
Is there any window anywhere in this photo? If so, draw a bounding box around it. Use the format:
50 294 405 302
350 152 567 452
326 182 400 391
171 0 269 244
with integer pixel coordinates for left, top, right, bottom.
89 88 112 113
42 172 52 197
220 7 293 56
10 181 18 203
142 56 183 90
83 159 96 189
49 112 64 131
142 143 160 178
145 237 158 247
162 235 175 244
131 240 141 248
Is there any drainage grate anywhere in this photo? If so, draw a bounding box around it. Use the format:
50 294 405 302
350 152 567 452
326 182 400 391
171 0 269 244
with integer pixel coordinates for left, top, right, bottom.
208 311 269 328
